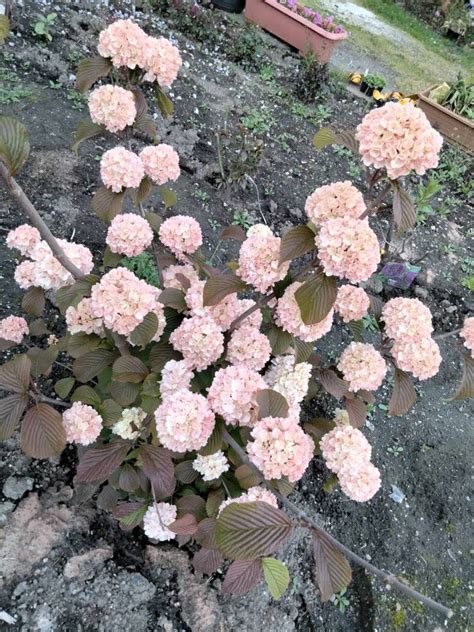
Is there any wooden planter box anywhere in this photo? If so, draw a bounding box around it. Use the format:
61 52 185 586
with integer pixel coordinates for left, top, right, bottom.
245 0 348 63
418 86 474 155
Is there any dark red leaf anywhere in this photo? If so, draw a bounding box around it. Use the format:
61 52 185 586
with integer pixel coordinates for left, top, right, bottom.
254 389 289 420
388 368 417 415
0 393 28 440
22 286 45 316
138 443 176 500
222 559 263 594
192 548 223 575
451 353 474 401
168 513 198 535
344 397 367 427
76 441 129 483
312 532 352 602
316 368 349 399
20 403 66 459
203 273 246 307
0 354 31 393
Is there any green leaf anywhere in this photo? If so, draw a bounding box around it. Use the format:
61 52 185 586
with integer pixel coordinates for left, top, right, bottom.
99 399 123 426
113 501 147 529
129 312 159 348
392 181 416 233
76 441 129 483
155 85 174 117
55 275 99 314
54 377 75 399
203 273 246 307
312 532 352 602
388 368 417 415
312 127 336 150
20 403 66 459
295 269 336 325
291 336 314 364
266 326 292 356
235 464 263 489
27 345 58 377
149 341 181 372
199 420 223 456
262 558 290 600
70 384 101 406
279 225 316 264
0 116 30 176
0 15 10 44
254 389 289 420
76 56 112 93
158 186 177 208
216 502 293 560
206 489 226 518
73 349 117 383
92 186 125 223
144 212 163 234
67 333 101 359
0 394 28 440
72 119 105 153
112 356 148 383
109 380 140 406
0 355 31 393
450 353 473 401
175 460 198 484
138 443 176 500
102 245 123 268
222 559 263 595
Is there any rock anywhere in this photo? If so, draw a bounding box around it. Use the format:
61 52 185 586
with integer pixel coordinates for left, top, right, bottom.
63 547 113 581
414 285 429 299
289 207 303 219
365 276 383 294
2 476 34 500
0 501 15 525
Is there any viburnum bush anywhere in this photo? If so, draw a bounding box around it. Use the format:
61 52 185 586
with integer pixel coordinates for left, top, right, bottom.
0 18 472 612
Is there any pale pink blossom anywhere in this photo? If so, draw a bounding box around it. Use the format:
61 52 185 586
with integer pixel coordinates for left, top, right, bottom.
207 365 267 426
160 359 194 399
0 316 28 344
14 260 36 289
144 36 182 87
338 461 381 502
159 215 202 260
305 181 366 225
193 451 229 481
276 281 334 342
320 425 372 474
356 102 443 180
106 213 153 257
62 402 103 446
98 19 148 69
66 298 103 336
169 314 224 371
139 145 180 185
162 264 199 290
335 285 370 322
391 337 441 380
264 354 311 409
337 342 387 392
317 217 380 283
88 85 137 133
100 147 144 193
27 240 93 291
6 225 41 256
219 486 278 514
226 325 271 371
237 224 289 294
382 297 433 342
460 316 474 357
155 388 215 452
143 503 177 541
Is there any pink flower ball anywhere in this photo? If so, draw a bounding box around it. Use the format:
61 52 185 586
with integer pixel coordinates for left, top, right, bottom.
143 502 177 541
207 365 267 426
89 267 157 336
305 181 366 225
248 416 314 482
162 264 199 290
338 461 381 502
14 260 36 289
159 215 202 260
276 281 334 342
27 240 93 291
62 402 103 446
155 388 215 452
320 425 372 474
382 297 433 341
338 342 387 392
144 36 182 87
6 224 41 256
356 102 443 180
159 359 194 399
66 297 103 336
89 85 137 133
233 298 263 330
139 144 180 186
226 325 271 371
97 19 148 69
461 316 474 357
100 147 144 193
264 354 311 409
335 285 370 322
391 337 441 380
219 486 278 514
106 213 153 257
0 316 28 344
317 217 380 283
237 224 289 294
169 314 224 371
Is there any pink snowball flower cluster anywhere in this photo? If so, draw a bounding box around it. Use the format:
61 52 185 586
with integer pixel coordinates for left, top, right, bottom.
193 450 229 481
248 416 314 482
162 264 199 290
140 144 180 186
264 354 311 410
159 359 194 399
226 325 271 371
90 267 158 336
143 503 177 541
461 317 474 357
276 281 334 342
219 486 278 514
65 298 104 336
98 19 148 69
100 147 144 193
0 316 28 344
237 224 289 294
339 461 381 503
6 224 41 256
106 213 153 257
356 102 443 180
207 365 267 426
62 402 103 446
169 314 224 371
317 217 380 283
89 85 137 133
337 342 387 392
305 181 366 225
391 338 441 380
154 389 215 452
144 36 182 87
334 285 370 323
159 215 202 261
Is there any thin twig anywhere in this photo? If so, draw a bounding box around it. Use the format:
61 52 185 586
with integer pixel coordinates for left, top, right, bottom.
434 328 462 340
361 182 392 218
35 394 71 408
245 174 267 225
222 429 452 619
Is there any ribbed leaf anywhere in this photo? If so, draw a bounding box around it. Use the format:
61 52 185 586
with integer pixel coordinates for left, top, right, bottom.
118 464 141 493
149 341 181 372
0 354 31 393
112 356 148 383
312 127 336 150
267 326 292 356
144 211 163 234
73 349 117 383
198 419 223 456
235 464 263 489
138 444 176 500
206 489 226 519
295 269 336 325
0 116 30 175
20 403 66 459
54 377 75 399
450 353 473 401
92 186 125 223
195 517 219 549
388 368 417 415
175 460 198 484
27 345 58 377
155 85 174 117
176 495 207 520
158 186 177 208
72 119 105 153
255 389 289 420
203 273 246 307
279 225 316 264
334 130 359 154
392 182 416 233
70 384 101 406
67 333 101 358
109 380 139 406
193 548 223 575
28 319 50 337
158 288 187 311
292 336 314 363
76 56 112 93
22 286 45 316
316 368 349 399
99 399 123 426
262 558 290 600
216 502 293 560
312 533 352 602
168 513 198 535
103 246 123 268
134 113 157 140
220 225 246 242
113 501 147 529
0 394 28 440
96 484 118 511
76 441 129 483
129 312 158 348
344 396 367 428
128 175 153 205
369 294 383 318
222 559 263 594
303 418 336 455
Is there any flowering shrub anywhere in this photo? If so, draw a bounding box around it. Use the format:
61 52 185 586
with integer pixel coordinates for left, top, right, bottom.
0 19 468 613
277 0 346 34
